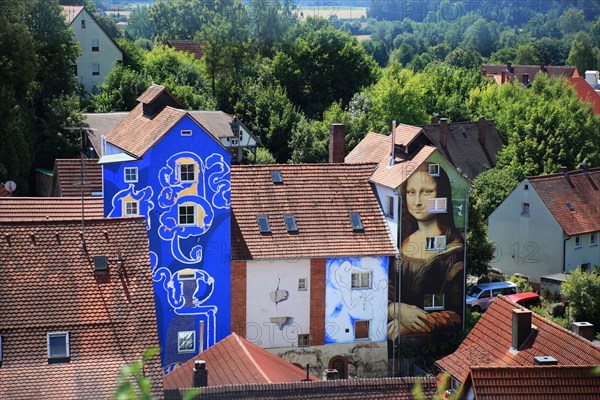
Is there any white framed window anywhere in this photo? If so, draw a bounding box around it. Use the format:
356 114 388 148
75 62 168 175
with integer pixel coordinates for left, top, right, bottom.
349 213 363 231
298 278 307 291
424 294 445 311
591 233 597 246
386 196 394 218
178 204 196 225
47 332 70 359
298 334 309 347
429 164 440 176
426 198 447 213
354 320 370 340
92 63 100 76
521 202 530 216
426 236 446 251
575 235 581 248
178 331 195 353
124 167 138 183
81 19 86 29
351 271 371 289
181 129 192 136
91 38 99 52
124 201 138 216
178 163 196 182
284 214 298 232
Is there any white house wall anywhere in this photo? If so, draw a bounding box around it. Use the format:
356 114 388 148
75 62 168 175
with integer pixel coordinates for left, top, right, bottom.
488 180 564 282
373 185 399 246
70 9 122 91
245 259 311 349
564 231 600 272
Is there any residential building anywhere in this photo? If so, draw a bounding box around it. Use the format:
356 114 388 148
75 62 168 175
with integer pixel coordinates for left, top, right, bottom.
163 332 318 394
61 6 123 91
436 296 600 389
100 84 233 371
488 165 600 283
0 217 162 399
481 63 578 86
230 161 397 378
460 365 600 400
49 158 103 197
167 40 205 60
346 123 469 360
568 75 600 115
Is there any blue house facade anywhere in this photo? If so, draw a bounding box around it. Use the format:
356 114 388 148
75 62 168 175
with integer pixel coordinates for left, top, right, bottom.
101 86 231 371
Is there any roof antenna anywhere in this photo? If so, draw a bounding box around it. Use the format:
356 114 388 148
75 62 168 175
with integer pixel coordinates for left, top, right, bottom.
390 120 396 167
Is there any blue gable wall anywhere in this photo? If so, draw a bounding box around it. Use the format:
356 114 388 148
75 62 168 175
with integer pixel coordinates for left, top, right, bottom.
103 115 231 372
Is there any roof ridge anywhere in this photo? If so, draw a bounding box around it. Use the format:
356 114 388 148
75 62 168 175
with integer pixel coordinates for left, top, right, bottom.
234 332 272 383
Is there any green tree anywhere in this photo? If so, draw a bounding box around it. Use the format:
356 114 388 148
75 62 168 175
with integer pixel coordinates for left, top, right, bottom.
461 18 496 57
94 65 152 112
533 38 570 66
515 44 537 65
444 48 482 69
489 47 517 64
247 0 296 56
115 38 146 70
557 7 587 38
566 32 598 75
471 168 521 220
466 201 495 277
125 5 154 40
561 268 600 329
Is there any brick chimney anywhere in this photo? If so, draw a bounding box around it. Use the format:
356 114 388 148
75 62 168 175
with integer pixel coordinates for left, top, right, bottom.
477 117 486 145
506 62 513 73
521 73 529 85
329 123 345 163
572 321 595 341
512 308 532 350
440 118 449 147
193 360 208 387
323 369 340 380
481 68 487 76
501 70 507 84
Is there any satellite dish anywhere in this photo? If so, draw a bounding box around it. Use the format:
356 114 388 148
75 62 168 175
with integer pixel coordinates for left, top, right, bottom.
4 180 16 193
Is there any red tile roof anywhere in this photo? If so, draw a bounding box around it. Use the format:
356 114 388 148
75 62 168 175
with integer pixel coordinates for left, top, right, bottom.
0 197 104 222
465 365 600 400
167 40 204 60
482 64 578 83
528 167 600 236
345 132 391 164
568 77 600 114
50 158 102 197
369 146 437 190
230 163 397 260
436 296 600 384
163 332 318 390
393 123 426 147
0 218 162 399
60 5 84 25
171 376 438 399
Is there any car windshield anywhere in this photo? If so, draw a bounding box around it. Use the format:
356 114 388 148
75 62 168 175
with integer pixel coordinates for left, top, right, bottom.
466 286 481 297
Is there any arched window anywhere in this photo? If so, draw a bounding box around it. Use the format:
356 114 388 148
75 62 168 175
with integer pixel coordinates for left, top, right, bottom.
328 356 348 379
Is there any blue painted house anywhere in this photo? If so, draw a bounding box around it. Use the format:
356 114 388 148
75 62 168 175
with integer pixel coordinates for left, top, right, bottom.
100 85 231 371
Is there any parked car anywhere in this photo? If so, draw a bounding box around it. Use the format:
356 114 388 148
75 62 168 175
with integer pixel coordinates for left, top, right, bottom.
504 292 541 309
466 281 519 312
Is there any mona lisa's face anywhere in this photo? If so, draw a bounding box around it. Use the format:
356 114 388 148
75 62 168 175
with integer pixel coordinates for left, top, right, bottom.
405 171 437 221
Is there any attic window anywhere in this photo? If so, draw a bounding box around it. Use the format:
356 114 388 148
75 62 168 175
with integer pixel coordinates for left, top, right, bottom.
257 216 270 233
524 184 529 190
81 19 85 29
93 256 108 274
429 164 440 176
47 332 70 361
181 129 192 136
349 213 364 231
284 214 298 232
566 202 575 211
271 170 283 184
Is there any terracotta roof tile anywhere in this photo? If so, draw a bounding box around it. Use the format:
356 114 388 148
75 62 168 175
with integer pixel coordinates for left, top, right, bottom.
172 376 438 399
230 163 397 260
50 158 102 197
188 111 236 139
568 77 600 114
436 296 600 384
167 40 205 59
0 197 104 222
394 123 425 147
369 146 436 189
345 132 390 164
163 333 318 390
136 83 168 104
0 218 162 399
528 167 600 235
466 365 600 400
60 5 83 25
482 64 578 82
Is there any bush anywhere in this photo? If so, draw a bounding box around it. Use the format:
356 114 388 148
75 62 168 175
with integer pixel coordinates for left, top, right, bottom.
507 274 533 293
561 268 600 328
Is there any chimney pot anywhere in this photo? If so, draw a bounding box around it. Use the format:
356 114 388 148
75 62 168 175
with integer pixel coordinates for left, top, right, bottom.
501 70 506 84
323 368 340 380
534 356 558 366
329 123 346 163
477 117 486 145
193 360 208 387
440 118 449 147
512 308 532 350
572 321 595 341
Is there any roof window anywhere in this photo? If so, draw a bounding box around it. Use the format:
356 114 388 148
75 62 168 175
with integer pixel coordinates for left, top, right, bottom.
349 213 364 231
257 216 271 233
566 202 575 211
272 170 283 184
93 256 108 274
284 214 298 232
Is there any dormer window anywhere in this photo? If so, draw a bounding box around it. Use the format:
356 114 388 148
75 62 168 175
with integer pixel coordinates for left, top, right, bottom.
272 170 283 184
429 164 440 176
284 214 298 232
349 213 363 231
47 332 70 361
257 216 270 233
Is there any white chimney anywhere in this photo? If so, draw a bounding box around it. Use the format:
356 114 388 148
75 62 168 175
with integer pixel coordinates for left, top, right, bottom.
585 71 599 87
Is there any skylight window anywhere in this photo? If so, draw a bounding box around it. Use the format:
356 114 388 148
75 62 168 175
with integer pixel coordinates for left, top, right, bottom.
257 215 270 233
284 214 298 232
272 170 283 184
47 332 70 360
566 202 575 211
349 213 364 231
